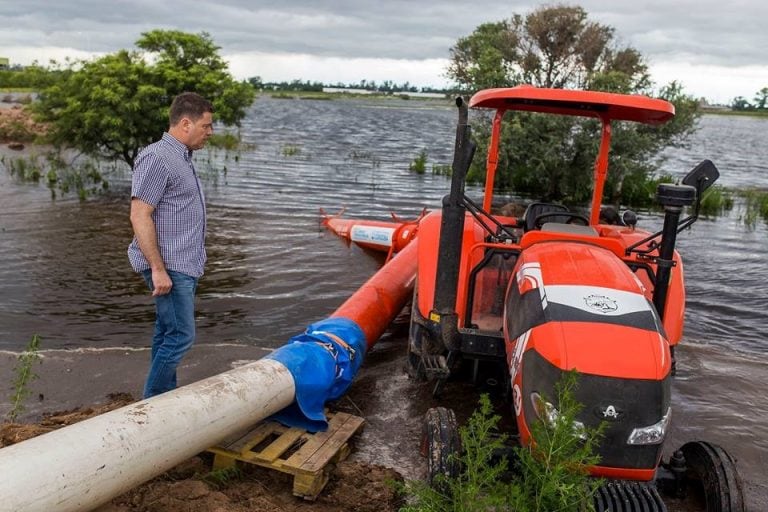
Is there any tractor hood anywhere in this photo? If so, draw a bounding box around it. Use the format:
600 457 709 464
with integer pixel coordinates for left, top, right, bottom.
505 241 672 476
504 241 671 380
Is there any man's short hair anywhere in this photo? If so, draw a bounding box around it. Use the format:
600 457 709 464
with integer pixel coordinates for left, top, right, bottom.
169 92 214 126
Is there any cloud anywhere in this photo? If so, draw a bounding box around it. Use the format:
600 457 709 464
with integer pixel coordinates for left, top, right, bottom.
1 0 767 102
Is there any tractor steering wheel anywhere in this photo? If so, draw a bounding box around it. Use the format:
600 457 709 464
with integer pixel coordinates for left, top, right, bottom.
533 212 590 230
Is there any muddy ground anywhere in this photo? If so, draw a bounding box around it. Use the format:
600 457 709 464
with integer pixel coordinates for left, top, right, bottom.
0 331 434 512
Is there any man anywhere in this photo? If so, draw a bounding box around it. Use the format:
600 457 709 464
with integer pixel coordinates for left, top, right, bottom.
128 92 214 398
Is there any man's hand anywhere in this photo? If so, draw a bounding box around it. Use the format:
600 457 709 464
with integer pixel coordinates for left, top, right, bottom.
151 268 173 296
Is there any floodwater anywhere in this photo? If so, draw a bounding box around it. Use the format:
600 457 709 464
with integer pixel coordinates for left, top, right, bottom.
0 97 766 500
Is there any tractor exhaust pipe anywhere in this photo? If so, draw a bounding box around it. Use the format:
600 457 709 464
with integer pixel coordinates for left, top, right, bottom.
432 97 475 351
652 183 696 319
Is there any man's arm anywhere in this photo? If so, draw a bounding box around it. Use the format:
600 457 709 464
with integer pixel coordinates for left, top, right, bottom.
130 198 172 296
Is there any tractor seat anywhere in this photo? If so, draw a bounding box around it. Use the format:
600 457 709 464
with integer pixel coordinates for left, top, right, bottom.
522 202 569 231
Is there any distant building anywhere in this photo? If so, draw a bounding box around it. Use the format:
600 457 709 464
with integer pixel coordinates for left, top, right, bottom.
0 57 9 70
322 87 375 95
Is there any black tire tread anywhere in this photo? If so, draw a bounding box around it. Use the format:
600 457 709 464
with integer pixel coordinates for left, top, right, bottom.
422 406 460 488
681 440 745 512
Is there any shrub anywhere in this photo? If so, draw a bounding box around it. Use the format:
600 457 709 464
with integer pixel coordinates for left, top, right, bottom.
400 371 603 512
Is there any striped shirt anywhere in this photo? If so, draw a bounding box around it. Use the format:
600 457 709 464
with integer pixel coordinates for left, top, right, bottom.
128 133 207 278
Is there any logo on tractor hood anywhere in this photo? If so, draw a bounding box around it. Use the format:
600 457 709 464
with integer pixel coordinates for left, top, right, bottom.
594 403 625 421
584 294 618 314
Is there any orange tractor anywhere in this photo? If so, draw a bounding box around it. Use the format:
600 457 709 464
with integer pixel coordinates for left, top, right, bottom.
407 87 744 511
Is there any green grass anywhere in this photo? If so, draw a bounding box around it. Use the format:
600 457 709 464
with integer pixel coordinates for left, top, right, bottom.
701 108 768 118
6 335 42 422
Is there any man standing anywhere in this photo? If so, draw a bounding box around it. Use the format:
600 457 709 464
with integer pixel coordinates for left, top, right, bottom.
128 92 214 398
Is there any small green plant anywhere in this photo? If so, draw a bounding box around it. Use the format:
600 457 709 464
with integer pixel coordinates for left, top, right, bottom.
400 371 603 512
281 143 301 157
202 464 243 490
7 335 42 422
409 149 428 174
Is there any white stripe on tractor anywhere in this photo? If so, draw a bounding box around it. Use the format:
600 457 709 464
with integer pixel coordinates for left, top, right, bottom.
543 285 652 316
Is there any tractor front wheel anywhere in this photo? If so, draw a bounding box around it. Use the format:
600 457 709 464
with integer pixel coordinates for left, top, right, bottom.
680 440 745 512
420 407 460 490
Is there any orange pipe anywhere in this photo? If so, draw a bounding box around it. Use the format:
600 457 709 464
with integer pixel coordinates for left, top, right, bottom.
322 214 420 255
590 118 612 225
483 110 504 212
331 241 417 348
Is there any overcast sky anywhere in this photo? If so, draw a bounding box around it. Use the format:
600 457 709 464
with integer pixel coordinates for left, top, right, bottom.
1 1 767 104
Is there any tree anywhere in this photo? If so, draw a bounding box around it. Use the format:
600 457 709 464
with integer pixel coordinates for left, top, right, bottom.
447 4 699 206
730 96 753 111
34 30 254 167
753 87 768 110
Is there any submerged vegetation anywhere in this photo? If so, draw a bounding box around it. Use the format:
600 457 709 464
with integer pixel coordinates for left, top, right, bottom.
1 152 113 200
741 189 768 228
400 372 603 512
699 185 734 217
281 143 301 157
408 149 428 174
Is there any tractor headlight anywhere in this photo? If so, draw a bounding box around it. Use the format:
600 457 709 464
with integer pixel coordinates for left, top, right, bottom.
530 392 587 440
627 407 671 445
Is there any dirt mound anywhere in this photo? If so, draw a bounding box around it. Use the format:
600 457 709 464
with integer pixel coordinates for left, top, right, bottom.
0 104 48 144
0 394 403 512
103 458 402 512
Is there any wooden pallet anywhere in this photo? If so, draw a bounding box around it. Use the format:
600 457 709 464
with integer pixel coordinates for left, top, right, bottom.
207 412 365 500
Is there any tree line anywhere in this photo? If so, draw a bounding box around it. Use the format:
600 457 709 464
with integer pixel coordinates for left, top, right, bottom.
730 87 768 111
246 77 453 94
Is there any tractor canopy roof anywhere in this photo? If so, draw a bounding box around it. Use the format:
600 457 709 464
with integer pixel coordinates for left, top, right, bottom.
467 86 676 223
469 85 674 124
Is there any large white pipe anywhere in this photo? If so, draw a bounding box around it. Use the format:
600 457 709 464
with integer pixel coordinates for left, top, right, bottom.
0 358 295 512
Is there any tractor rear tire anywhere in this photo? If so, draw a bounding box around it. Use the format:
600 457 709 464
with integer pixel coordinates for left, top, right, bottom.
680 440 745 512
421 407 460 490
